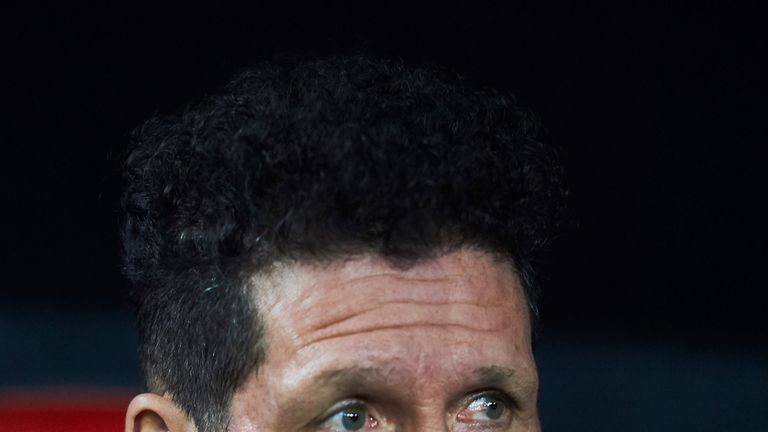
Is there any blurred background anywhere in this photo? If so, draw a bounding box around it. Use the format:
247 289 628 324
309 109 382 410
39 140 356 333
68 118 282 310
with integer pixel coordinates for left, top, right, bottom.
2 2 766 431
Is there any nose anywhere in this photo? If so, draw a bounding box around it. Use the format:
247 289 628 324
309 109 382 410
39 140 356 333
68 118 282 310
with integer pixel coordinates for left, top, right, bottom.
411 416 451 432
415 426 449 432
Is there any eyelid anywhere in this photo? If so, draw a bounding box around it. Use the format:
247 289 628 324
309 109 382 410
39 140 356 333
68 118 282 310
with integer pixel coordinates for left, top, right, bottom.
461 388 516 412
315 398 370 425
453 390 515 426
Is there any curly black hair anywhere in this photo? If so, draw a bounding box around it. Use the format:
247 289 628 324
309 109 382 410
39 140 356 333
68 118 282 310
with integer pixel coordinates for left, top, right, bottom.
121 54 566 431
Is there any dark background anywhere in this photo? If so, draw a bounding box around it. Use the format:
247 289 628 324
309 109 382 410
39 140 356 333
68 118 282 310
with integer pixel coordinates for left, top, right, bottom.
2 2 766 431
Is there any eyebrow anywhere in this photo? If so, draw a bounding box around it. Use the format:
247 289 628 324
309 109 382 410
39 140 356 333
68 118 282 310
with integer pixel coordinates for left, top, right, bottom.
473 365 516 385
315 365 517 388
311 366 391 390
297 365 519 398
275 367 392 427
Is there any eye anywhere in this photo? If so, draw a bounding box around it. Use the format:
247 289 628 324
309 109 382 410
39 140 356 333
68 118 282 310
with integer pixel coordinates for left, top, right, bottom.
456 394 509 424
320 404 378 431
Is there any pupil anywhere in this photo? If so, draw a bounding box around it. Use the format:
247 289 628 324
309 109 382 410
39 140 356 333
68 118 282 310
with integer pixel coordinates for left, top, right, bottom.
484 398 503 420
341 409 365 430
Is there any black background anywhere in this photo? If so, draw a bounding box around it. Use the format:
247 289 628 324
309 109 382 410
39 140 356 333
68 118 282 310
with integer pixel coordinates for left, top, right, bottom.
2 2 766 431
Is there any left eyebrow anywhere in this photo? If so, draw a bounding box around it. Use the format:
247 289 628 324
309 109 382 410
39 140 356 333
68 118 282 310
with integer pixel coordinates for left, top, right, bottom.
472 365 516 387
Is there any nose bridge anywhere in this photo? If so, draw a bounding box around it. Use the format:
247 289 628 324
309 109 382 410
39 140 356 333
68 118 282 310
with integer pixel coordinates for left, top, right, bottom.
408 350 455 432
407 404 451 432
411 422 450 432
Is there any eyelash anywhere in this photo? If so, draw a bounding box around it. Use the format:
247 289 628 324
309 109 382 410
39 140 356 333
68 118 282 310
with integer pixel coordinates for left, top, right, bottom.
469 389 515 409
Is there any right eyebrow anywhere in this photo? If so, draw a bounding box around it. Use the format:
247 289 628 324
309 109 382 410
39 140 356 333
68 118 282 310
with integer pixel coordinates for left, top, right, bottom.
310 366 392 390
277 366 393 423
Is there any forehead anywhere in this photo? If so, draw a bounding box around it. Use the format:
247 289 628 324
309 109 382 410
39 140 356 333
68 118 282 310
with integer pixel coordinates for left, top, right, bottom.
258 249 526 314
255 249 531 352
232 249 536 427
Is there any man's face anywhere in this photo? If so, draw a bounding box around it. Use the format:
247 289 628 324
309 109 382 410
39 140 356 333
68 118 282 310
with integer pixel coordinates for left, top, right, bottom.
229 249 539 431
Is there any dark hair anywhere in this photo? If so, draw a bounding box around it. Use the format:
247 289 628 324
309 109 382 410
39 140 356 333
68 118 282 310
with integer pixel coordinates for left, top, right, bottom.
121 54 566 431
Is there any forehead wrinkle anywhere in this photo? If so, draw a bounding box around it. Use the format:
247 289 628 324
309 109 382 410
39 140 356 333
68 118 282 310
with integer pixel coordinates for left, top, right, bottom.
307 271 512 305
288 272 519 329
304 299 507 334
266 262 525 344
297 322 511 351
252 250 523 321
272 272 527 355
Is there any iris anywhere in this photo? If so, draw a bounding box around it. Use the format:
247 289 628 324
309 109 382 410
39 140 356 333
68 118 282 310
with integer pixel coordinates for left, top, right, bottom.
483 396 504 420
340 407 366 430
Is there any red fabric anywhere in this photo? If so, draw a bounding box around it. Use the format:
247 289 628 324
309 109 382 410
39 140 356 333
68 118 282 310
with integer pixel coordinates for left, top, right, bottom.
0 388 132 432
